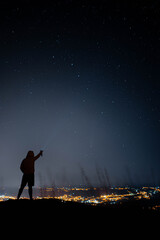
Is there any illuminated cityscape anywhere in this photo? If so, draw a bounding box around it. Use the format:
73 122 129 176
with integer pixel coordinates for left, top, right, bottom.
1 186 160 210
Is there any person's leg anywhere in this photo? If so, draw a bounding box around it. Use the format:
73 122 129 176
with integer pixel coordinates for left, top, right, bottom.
28 186 33 200
17 186 24 199
17 175 27 199
28 174 34 200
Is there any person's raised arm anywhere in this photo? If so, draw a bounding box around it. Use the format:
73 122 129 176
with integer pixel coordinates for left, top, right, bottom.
34 150 43 161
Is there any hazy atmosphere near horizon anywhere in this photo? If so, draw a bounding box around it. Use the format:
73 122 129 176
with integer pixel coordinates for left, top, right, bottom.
0 0 160 188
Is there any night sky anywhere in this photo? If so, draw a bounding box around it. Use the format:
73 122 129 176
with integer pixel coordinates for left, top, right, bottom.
0 0 160 187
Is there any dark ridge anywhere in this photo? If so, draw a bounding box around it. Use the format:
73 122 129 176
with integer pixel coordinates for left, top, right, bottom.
1 198 160 219
2 198 160 236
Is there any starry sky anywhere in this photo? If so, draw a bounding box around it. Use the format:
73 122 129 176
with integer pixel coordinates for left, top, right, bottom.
0 0 160 187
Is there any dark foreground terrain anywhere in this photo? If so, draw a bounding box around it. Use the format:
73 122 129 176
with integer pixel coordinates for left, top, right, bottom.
1 198 160 235
1 198 160 218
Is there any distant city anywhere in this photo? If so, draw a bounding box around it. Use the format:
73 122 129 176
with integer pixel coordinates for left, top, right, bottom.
1 185 160 211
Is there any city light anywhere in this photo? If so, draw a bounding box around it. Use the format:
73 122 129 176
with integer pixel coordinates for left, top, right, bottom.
1 186 160 206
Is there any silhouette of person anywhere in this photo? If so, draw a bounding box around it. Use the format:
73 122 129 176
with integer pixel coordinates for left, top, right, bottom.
17 150 43 200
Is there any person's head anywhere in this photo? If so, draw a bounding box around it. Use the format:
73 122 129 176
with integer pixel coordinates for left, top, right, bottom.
26 151 34 158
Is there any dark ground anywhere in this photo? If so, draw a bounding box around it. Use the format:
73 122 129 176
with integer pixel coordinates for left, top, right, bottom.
1 198 160 231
